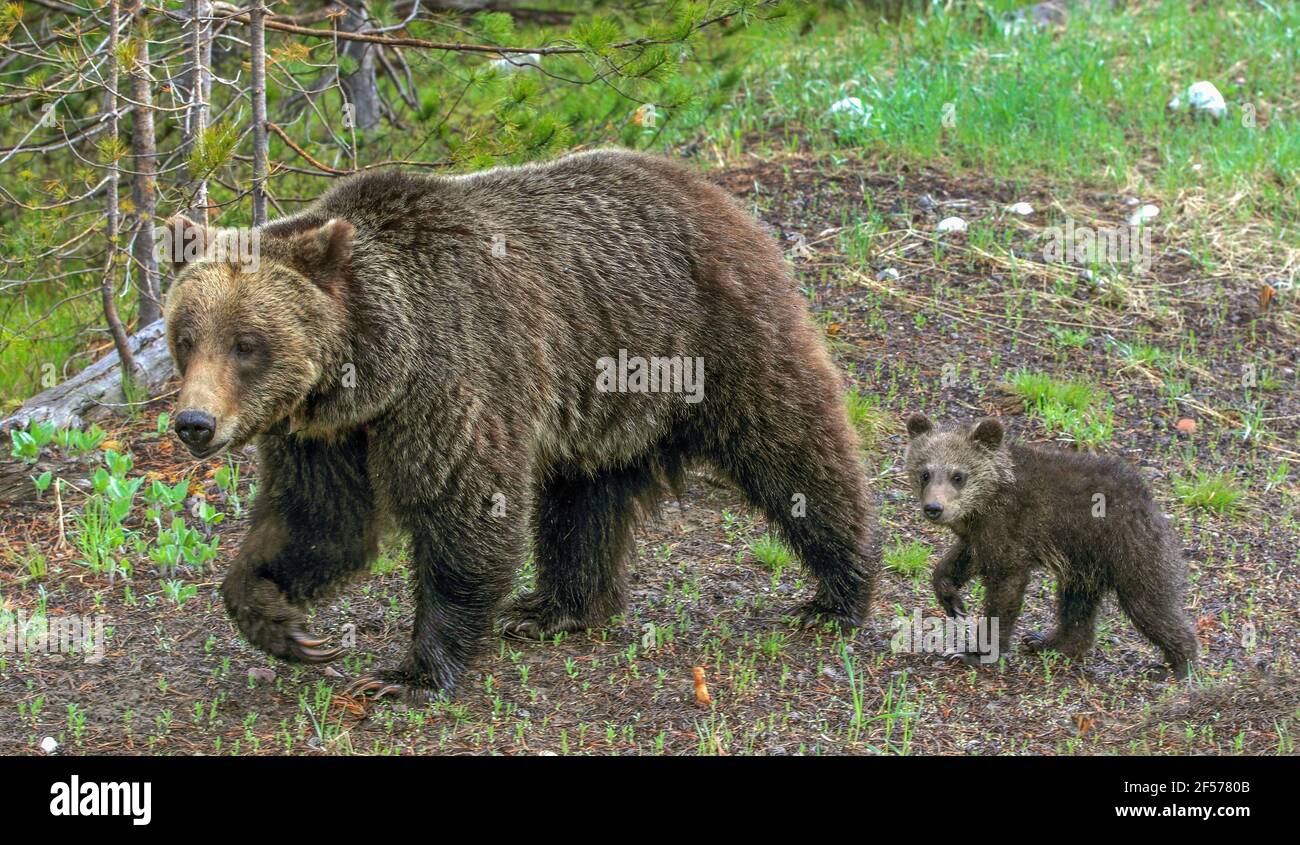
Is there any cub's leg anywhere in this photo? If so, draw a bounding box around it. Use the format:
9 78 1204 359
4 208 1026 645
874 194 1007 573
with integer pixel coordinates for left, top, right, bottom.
932 543 972 618
500 459 662 640
1022 579 1102 661
1114 567 1197 679
948 567 1029 667
221 430 378 663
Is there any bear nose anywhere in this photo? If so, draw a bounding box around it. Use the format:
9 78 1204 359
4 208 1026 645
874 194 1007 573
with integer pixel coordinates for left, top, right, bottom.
923 503 943 520
175 409 216 449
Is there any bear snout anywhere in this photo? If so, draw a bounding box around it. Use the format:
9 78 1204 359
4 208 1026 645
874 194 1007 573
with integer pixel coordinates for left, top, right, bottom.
175 409 217 451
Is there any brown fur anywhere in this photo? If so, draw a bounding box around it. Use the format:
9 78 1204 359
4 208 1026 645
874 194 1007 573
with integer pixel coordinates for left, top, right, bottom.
904 413 1197 678
163 149 879 700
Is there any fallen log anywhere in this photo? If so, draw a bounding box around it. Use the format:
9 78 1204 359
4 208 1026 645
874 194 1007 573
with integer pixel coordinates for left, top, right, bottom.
0 319 174 436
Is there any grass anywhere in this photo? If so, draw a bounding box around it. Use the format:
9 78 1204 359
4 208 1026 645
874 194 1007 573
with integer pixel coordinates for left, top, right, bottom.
1009 370 1114 447
884 540 932 581
696 1 1297 221
846 385 892 450
1173 471 1246 515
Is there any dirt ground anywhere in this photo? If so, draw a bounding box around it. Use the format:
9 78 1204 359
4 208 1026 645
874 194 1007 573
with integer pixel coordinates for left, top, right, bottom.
2 153 1297 755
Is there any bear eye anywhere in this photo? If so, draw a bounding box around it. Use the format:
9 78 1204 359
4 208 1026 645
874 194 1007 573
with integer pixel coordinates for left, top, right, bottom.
920 471 931 485
233 338 260 359
951 472 965 486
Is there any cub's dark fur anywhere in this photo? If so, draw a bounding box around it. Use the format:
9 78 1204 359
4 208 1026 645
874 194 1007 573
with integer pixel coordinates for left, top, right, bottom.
904 414 1196 678
164 150 879 700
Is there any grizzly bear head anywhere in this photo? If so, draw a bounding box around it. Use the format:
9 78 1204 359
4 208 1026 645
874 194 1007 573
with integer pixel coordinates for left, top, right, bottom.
161 215 354 458
903 413 1014 526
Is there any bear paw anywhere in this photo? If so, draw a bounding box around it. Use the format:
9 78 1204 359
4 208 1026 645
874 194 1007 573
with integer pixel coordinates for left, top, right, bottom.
346 671 449 705
221 570 340 664
499 593 590 640
791 600 862 632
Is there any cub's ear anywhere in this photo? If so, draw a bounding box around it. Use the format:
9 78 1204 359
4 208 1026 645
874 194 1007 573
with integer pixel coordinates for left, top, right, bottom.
288 218 354 294
970 418 1004 450
159 215 217 274
905 413 933 439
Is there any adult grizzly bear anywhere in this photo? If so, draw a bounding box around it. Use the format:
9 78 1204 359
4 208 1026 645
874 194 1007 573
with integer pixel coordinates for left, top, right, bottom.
163 149 878 700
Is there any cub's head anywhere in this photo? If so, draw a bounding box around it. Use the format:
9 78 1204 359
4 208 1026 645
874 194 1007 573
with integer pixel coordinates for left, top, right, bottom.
162 215 353 458
904 414 1013 526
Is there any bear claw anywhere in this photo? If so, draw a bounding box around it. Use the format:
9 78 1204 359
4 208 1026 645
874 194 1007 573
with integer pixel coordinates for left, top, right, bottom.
287 627 342 663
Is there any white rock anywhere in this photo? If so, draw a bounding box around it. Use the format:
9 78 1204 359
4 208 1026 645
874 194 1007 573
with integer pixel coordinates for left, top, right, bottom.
876 267 900 281
1006 202 1034 215
827 97 871 125
40 736 58 754
1186 81 1226 120
1128 204 1160 226
936 216 968 234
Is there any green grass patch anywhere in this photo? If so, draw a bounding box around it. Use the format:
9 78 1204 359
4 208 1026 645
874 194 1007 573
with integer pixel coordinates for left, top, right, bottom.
884 540 932 581
1009 370 1114 447
1173 471 1246 515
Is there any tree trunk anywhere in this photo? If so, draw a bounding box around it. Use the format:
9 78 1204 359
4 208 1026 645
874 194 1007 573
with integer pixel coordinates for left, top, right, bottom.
250 0 269 225
128 0 161 327
184 0 212 223
103 0 138 380
0 320 173 438
340 0 381 132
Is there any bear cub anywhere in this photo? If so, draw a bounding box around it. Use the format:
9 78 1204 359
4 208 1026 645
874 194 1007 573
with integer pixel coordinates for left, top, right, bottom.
904 413 1197 678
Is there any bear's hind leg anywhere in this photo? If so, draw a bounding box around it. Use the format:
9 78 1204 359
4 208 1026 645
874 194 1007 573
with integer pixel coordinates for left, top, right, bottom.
500 460 663 640
708 422 877 629
1115 573 1197 679
1023 580 1101 661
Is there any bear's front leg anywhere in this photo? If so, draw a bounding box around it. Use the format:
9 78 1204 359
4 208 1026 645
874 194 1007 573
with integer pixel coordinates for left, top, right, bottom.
348 519 522 703
349 430 526 703
221 431 378 664
932 542 972 618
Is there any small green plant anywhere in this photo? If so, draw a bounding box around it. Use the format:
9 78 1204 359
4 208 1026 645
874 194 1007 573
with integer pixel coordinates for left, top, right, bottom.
10 420 55 463
1009 371 1112 447
750 532 792 571
884 540 932 581
846 386 891 450
1173 472 1245 515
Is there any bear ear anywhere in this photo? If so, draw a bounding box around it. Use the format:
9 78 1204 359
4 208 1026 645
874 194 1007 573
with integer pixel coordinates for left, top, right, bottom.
970 418 1004 450
160 215 217 274
905 413 933 439
287 218 354 295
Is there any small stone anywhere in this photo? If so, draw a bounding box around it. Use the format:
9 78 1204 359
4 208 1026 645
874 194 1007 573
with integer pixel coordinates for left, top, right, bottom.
1128 204 1160 226
1006 202 1034 216
248 667 276 684
1175 418 1196 435
40 736 59 754
936 216 968 234
1186 81 1226 120
876 267 900 281
827 97 870 125
324 666 344 678
917 193 938 212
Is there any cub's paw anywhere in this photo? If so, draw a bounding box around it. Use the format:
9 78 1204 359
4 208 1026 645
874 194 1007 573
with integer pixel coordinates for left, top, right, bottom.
942 649 998 668
498 593 587 641
346 671 450 705
221 569 340 664
791 599 862 632
933 578 967 618
1021 631 1059 654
